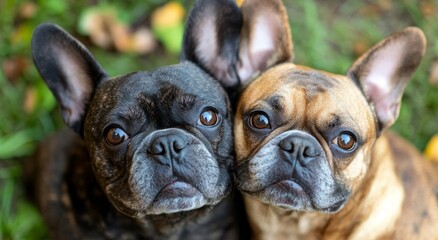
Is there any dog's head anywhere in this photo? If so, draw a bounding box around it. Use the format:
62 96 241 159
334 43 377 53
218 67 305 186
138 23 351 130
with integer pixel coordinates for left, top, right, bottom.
31 0 247 218
232 0 426 213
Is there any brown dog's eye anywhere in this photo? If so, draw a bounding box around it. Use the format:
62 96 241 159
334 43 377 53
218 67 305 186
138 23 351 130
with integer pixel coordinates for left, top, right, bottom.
334 132 356 151
106 127 128 145
251 112 271 129
199 109 219 126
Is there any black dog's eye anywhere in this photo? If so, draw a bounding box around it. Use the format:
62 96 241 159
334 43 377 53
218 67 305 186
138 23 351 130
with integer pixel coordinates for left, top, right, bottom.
199 109 219 127
106 127 129 145
250 112 271 129
333 132 356 151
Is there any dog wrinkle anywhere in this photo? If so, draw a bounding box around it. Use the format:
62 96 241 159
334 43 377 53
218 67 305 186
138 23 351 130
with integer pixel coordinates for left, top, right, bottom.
158 85 181 108
286 70 336 98
266 95 284 112
176 94 197 111
339 150 368 189
137 93 155 117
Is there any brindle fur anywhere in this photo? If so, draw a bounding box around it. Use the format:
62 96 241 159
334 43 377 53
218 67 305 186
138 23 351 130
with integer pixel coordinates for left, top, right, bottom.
25 0 252 238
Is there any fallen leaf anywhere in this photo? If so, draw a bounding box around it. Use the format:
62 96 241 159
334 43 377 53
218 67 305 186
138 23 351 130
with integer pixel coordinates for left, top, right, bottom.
78 6 156 54
151 2 185 28
359 0 392 16
353 41 370 57
19 2 37 19
111 24 156 54
421 0 437 18
23 87 37 114
429 60 438 86
130 28 157 54
79 7 117 48
425 134 438 162
2 57 28 83
376 0 392 12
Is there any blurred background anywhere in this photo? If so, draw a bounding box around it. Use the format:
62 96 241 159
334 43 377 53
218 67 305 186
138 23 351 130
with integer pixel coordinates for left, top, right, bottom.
0 0 437 238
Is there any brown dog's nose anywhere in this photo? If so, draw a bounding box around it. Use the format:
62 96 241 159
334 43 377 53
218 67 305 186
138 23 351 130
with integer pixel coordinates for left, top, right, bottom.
148 134 188 157
279 134 322 165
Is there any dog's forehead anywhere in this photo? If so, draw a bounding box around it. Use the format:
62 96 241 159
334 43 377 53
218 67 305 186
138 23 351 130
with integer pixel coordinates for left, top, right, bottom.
240 63 363 110
86 62 229 133
96 62 227 106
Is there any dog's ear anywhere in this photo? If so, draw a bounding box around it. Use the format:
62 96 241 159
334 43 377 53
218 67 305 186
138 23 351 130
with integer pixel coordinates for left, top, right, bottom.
237 0 293 83
181 0 243 90
347 27 426 133
182 0 293 90
32 23 108 134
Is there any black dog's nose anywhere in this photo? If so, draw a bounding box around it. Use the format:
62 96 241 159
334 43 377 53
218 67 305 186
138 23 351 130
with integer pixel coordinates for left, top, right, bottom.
148 134 188 157
279 134 322 165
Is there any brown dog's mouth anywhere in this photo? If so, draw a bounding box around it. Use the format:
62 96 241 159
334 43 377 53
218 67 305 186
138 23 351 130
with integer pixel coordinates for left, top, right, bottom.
274 180 306 192
244 179 349 213
270 179 310 200
245 179 313 210
245 179 307 195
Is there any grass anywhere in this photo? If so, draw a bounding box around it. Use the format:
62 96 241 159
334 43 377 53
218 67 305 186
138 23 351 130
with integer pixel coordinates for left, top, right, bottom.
1 0 437 238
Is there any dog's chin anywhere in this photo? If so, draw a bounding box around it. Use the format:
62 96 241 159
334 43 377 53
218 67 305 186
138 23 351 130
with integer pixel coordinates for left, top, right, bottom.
246 180 346 213
251 180 313 211
109 181 216 218
146 181 208 215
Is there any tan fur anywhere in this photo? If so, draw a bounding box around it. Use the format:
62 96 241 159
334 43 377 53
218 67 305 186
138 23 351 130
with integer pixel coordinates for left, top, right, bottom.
235 65 438 240
233 1 436 238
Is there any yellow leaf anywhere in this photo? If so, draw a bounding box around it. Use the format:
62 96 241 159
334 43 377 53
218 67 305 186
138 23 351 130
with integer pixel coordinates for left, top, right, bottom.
151 2 185 28
424 134 438 162
23 87 37 114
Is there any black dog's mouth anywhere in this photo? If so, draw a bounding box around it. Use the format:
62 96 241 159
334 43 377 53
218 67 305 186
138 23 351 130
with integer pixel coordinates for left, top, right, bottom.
156 178 201 199
147 178 207 215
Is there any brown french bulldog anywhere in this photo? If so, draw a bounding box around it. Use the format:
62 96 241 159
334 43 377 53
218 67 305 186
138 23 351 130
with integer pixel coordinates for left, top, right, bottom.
223 0 438 239
25 0 250 239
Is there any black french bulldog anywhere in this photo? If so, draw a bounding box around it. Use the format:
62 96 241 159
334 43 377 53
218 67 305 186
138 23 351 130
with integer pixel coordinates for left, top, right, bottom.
25 0 249 239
